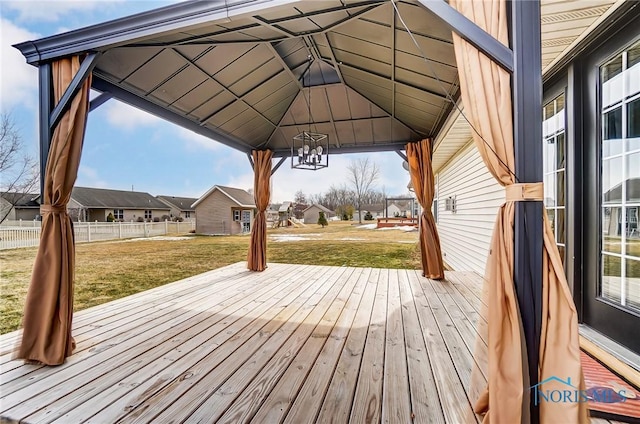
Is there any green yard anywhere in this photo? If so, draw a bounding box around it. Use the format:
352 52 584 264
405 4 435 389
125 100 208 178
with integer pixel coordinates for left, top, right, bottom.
0 221 420 334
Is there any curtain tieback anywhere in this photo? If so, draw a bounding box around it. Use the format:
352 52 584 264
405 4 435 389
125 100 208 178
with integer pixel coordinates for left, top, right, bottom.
505 182 543 202
40 205 67 214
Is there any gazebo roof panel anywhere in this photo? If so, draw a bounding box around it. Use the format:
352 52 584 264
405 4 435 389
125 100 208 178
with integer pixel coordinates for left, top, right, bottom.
394 82 452 110
257 90 298 124
395 30 456 68
174 44 212 61
194 44 255 76
395 1 455 43
330 17 392 48
227 58 283 97
206 100 250 129
394 50 458 86
96 47 163 81
334 121 356 144
123 49 186 93
190 91 237 122
148 66 210 105
170 79 226 115
245 73 297 109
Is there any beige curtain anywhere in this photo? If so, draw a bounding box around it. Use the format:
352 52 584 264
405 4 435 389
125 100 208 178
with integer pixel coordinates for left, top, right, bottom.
406 139 445 280
17 56 91 365
451 0 587 422
247 149 273 272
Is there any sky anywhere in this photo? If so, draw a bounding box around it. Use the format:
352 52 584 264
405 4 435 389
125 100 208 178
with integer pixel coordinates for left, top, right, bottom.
0 0 410 203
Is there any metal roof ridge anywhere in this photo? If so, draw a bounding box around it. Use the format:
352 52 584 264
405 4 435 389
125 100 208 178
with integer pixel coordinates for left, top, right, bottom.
13 0 299 65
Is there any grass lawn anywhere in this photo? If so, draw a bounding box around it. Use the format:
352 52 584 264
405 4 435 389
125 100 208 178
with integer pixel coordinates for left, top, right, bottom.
0 221 420 334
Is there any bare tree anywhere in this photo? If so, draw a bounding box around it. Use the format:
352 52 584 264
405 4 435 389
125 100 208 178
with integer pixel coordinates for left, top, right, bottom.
0 113 38 223
293 190 308 219
347 157 380 223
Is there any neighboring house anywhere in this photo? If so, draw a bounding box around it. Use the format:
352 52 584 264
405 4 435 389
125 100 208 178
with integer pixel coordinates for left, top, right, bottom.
69 186 171 222
0 192 40 222
432 12 640 356
303 203 334 224
157 195 197 221
386 199 419 219
192 185 255 235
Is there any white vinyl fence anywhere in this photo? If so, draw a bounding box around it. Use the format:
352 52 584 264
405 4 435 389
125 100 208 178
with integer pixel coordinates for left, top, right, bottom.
0 221 195 250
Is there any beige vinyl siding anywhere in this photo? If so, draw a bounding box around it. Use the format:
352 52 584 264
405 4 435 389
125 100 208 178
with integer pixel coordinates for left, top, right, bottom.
436 142 504 275
196 189 251 235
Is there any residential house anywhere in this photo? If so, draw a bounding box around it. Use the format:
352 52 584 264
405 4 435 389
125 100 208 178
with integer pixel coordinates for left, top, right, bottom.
69 186 170 222
302 203 334 224
0 192 40 222
192 185 255 235
386 199 417 218
157 195 197 221
433 10 640 357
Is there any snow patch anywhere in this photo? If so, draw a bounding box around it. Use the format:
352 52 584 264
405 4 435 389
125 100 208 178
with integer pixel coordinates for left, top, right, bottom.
377 226 417 232
270 234 322 242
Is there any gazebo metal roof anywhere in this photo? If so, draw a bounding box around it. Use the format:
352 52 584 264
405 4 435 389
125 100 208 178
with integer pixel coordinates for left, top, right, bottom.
15 0 464 158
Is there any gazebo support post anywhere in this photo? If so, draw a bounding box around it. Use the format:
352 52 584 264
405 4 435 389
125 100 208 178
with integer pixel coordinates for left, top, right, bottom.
511 0 543 422
38 63 53 202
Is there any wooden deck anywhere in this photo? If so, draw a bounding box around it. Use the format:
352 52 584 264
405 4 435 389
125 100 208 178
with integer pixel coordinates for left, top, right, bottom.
0 263 624 423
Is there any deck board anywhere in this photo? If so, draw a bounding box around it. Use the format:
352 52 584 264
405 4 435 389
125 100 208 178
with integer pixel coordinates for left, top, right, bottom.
0 263 613 423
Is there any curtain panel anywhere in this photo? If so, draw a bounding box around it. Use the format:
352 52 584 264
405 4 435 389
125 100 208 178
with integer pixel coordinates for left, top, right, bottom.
247 150 273 272
450 0 587 422
406 139 445 280
17 56 91 365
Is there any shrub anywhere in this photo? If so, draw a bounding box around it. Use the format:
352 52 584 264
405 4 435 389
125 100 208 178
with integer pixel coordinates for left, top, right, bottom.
106 212 115 222
364 211 373 221
161 215 170 221
173 216 184 222
136 217 144 222
153 217 160 222
317 211 328 228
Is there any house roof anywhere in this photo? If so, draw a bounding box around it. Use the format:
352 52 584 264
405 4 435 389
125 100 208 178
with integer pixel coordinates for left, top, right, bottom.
71 186 170 210
302 203 333 214
0 192 40 208
192 185 255 208
157 195 198 212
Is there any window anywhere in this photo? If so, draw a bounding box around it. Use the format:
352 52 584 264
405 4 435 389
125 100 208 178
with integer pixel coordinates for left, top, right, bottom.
184 211 191 218
233 210 240 221
600 39 640 312
144 210 152 220
542 93 566 264
113 209 124 220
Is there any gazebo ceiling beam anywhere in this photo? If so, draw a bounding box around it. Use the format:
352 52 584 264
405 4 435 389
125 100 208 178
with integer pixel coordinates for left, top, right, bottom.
415 0 514 72
50 52 101 130
91 75 254 154
127 2 385 49
89 92 113 112
271 142 411 158
318 33 345 84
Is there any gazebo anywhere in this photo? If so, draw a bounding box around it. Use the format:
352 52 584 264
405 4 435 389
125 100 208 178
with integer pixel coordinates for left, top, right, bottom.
6 1 589 422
